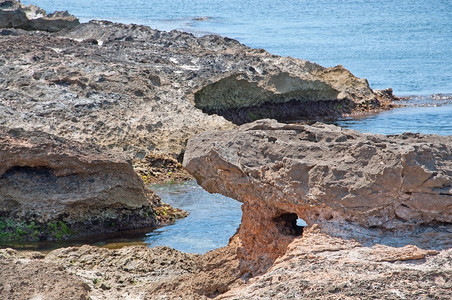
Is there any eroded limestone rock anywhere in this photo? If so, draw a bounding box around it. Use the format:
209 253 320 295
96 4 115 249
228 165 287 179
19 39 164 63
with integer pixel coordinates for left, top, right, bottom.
184 119 452 274
0 236 242 300
1 224 450 299
0 0 79 32
0 20 395 159
0 127 158 241
218 225 452 299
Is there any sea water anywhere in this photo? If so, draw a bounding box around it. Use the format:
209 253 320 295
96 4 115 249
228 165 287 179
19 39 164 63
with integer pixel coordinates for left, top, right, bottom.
22 0 451 95
146 181 241 253
15 0 452 253
337 97 452 135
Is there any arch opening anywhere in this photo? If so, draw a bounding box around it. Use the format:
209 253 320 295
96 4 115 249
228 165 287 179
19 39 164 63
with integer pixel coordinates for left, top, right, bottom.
272 212 305 237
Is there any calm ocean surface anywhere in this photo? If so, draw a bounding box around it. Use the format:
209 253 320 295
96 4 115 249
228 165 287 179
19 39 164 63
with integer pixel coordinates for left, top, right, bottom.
23 0 451 95
147 181 241 253
15 0 451 253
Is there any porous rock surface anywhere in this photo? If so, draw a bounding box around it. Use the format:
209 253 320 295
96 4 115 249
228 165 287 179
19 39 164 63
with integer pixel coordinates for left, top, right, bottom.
0 127 159 240
219 225 452 299
0 20 395 159
1 228 452 299
184 119 452 274
0 0 79 32
0 236 242 300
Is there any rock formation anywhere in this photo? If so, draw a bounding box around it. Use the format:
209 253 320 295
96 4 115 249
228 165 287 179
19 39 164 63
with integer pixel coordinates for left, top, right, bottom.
0 236 242 299
0 0 79 32
0 127 159 241
0 19 396 160
218 225 452 299
184 119 452 274
1 226 451 299
3 2 447 298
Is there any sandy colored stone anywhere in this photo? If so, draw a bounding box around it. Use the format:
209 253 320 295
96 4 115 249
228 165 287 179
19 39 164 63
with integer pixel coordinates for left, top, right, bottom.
0 20 396 159
0 127 159 240
0 237 243 300
0 248 90 300
184 119 452 274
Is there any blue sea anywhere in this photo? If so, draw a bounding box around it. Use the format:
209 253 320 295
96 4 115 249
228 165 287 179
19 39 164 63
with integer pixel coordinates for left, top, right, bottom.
22 0 451 96
16 0 452 253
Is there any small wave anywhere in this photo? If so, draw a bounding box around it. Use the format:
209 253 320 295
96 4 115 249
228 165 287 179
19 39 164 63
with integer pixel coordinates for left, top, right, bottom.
396 95 452 108
431 93 452 100
192 16 211 22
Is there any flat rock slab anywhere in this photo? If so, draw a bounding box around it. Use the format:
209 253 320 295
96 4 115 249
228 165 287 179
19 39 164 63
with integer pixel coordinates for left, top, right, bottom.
218 225 452 300
0 127 157 241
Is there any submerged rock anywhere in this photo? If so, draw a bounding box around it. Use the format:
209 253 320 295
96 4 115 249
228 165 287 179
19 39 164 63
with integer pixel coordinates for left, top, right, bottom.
0 127 159 241
0 19 395 159
184 119 452 274
0 0 79 32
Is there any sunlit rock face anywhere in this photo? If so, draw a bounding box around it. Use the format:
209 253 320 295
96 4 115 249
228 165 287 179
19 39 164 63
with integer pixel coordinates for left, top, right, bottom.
0 0 79 32
184 119 452 274
0 19 395 160
0 127 158 240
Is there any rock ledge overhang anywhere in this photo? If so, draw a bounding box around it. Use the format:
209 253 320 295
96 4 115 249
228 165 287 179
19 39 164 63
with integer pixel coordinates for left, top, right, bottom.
1 18 395 159
183 119 452 274
0 127 157 240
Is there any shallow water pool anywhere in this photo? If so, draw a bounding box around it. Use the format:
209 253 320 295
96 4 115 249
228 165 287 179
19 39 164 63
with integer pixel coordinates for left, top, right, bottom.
335 98 452 136
145 181 242 253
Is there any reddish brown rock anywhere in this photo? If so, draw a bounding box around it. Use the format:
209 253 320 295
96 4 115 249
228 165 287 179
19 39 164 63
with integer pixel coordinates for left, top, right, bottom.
0 127 158 241
2 227 451 299
183 119 452 274
219 225 452 299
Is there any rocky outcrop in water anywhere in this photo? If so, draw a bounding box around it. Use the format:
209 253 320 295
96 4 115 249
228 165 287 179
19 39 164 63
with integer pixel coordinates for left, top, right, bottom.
0 0 79 32
0 127 160 241
184 119 452 274
0 20 396 159
3 2 441 298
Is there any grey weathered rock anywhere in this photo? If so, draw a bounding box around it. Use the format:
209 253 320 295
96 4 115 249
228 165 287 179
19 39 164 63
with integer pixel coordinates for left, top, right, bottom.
0 20 395 159
0 127 158 240
0 0 79 32
184 119 452 274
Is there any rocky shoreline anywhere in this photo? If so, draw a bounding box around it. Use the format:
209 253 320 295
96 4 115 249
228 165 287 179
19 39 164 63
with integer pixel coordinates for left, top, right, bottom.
0 9 397 160
2 1 451 299
184 119 452 277
0 0 397 239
